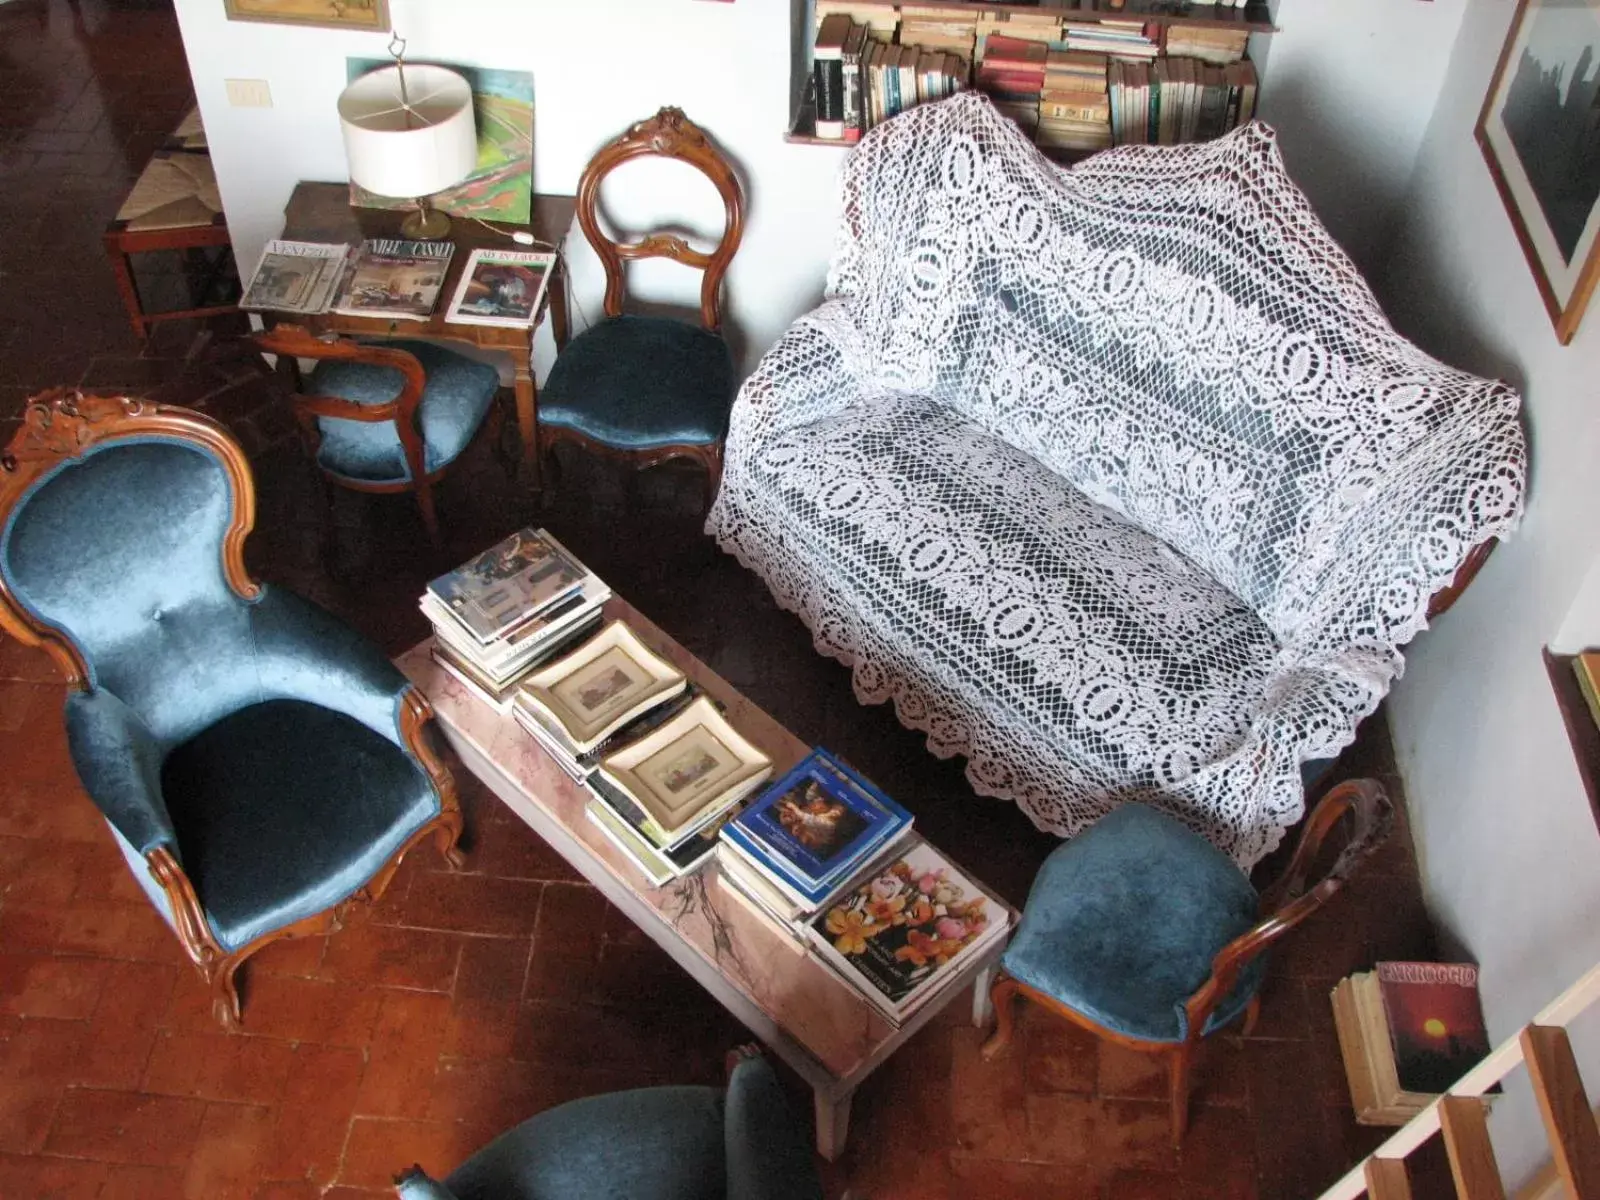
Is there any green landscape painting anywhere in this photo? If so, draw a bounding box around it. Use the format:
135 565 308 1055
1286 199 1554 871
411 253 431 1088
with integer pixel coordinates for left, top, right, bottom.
345 58 533 224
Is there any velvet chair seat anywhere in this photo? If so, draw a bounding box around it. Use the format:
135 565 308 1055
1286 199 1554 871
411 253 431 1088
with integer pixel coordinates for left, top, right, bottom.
539 315 734 450
1001 803 1265 1043
160 698 439 951
308 340 500 483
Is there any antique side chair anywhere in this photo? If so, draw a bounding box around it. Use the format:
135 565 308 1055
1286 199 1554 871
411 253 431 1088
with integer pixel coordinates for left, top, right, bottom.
253 323 505 546
0 391 464 1028
537 107 746 509
982 778 1393 1144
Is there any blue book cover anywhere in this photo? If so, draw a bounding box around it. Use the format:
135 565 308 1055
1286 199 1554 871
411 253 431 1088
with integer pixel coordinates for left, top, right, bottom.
720 822 838 908
733 749 911 889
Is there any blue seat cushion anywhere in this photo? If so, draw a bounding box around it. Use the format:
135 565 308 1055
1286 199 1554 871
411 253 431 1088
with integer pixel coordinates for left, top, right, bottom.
307 340 500 483
539 315 733 450
445 1085 727 1200
1002 803 1265 1043
159 699 439 951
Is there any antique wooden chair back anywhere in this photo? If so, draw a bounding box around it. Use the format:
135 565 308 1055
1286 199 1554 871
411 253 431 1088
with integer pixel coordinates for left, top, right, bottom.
575 106 746 332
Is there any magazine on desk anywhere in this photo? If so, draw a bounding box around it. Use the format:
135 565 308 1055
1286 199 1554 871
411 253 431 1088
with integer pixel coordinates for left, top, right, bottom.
445 247 556 328
426 527 588 645
332 238 454 320
240 240 349 315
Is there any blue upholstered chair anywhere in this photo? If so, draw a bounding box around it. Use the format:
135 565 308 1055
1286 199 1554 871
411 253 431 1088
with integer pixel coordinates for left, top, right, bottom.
537 107 744 509
0 391 464 1028
982 780 1392 1144
393 1051 822 1200
254 323 504 546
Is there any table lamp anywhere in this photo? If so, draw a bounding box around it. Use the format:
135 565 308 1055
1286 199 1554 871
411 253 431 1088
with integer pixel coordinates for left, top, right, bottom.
338 52 476 240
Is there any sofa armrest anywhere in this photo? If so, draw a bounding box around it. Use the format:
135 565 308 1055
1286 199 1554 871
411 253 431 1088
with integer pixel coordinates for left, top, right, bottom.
722 1056 823 1200
247 585 412 747
64 688 175 855
724 299 875 455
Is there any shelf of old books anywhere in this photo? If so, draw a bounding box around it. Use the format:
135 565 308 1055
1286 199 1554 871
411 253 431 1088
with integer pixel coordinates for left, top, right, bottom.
793 2 1267 157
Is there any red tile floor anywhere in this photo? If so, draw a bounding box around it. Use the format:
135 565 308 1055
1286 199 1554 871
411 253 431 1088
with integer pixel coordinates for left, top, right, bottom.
0 2 1455 1197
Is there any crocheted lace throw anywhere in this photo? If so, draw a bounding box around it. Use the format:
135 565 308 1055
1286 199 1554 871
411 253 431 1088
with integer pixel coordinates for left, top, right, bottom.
708 93 1525 867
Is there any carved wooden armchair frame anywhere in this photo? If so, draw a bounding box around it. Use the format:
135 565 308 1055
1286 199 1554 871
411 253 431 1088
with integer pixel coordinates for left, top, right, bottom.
0 390 463 1027
542 106 748 499
253 323 507 546
982 778 1393 1144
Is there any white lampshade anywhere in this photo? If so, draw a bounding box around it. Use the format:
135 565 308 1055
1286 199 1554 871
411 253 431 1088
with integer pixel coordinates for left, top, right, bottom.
338 64 477 199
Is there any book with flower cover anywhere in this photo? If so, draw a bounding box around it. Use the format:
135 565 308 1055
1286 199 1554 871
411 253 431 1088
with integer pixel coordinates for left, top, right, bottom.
805 840 1009 1021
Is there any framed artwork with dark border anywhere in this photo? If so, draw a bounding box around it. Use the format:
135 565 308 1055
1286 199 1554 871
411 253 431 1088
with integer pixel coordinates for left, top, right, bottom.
1476 0 1600 345
223 0 390 31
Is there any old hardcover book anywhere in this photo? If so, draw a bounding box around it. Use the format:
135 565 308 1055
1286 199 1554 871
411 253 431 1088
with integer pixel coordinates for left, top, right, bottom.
332 238 454 321
805 840 1008 1023
1376 962 1491 1095
813 12 851 139
445 248 556 328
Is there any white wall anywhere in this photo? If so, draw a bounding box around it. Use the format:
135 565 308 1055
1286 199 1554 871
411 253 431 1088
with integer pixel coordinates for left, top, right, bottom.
170 0 849 376
1253 0 1470 276
1379 0 1600 1182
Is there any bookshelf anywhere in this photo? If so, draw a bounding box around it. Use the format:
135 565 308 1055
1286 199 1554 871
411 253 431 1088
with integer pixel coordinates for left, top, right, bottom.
790 0 1277 155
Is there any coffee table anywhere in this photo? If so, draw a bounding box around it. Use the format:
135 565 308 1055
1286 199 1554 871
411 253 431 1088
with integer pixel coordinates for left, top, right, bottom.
397 596 1015 1160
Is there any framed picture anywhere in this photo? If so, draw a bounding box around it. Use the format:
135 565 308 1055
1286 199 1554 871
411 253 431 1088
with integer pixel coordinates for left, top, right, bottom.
224 0 389 30
1476 0 1600 345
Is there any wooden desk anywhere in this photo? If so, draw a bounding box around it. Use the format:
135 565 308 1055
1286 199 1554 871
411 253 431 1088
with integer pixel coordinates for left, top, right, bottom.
278 182 577 482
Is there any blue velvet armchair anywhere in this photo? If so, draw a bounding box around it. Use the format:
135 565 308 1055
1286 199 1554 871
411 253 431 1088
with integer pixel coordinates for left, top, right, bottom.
0 390 464 1028
394 1052 823 1200
982 778 1392 1144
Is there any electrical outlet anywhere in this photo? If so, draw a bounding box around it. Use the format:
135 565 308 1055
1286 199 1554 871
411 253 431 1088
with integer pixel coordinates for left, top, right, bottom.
225 79 272 108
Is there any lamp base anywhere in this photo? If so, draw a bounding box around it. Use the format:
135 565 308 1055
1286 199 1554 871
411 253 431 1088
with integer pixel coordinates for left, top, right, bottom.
400 205 452 240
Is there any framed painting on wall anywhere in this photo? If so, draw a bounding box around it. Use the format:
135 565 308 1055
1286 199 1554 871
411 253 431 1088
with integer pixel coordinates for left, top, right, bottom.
1476 0 1600 345
224 0 389 32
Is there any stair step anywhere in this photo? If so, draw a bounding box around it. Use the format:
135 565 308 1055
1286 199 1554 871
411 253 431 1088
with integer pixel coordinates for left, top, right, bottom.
1363 1156 1413 1200
1439 1096 1504 1200
1523 1023 1600 1200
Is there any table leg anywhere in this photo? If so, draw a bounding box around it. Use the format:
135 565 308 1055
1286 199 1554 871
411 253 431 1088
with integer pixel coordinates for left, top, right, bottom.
972 963 996 1028
102 238 148 341
814 1087 853 1162
512 351 540 489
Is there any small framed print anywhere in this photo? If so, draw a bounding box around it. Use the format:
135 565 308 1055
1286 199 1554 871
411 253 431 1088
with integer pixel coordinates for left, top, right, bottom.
1476 0 1600 344
521 621 686 751
223 0 390 32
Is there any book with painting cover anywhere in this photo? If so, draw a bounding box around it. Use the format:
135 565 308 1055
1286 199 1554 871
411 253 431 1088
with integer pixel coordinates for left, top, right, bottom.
805 840 1008 1021
731 748 912 890
445 248 557 329
332 238 454 320
240 240 349 315
426 527 587 645
1376 961 1491 1095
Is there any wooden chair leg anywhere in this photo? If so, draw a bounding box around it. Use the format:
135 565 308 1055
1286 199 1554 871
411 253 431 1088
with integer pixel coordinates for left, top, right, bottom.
415 480 442 548
981 974 1024 1061
210 956 244 1030
1169 1042 1194 1145
1240 993 1262 1037
434 809 465 870
703 442 723 514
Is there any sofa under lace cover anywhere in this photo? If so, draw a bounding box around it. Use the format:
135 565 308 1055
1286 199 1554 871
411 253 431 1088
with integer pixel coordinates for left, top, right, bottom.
707 93 1525 868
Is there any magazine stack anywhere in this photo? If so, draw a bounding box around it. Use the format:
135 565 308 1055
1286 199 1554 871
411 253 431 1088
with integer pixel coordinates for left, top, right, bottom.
581 696 774 886
422 528 611 711
718 749 915 920
510 621 690 781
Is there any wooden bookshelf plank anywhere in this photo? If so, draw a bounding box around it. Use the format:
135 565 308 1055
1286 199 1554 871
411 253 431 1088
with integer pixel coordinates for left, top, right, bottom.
1364 1157 1414 1200
1522 1024 1600 1200
1439 1096 1506 1200
814 0 1275 33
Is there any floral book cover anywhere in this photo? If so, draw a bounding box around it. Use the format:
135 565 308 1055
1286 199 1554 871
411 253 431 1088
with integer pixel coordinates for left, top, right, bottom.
1376 962 1491 1095
809 841 1006 1011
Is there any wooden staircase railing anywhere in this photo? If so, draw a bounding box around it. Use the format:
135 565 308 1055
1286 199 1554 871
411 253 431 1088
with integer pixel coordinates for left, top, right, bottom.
1320 964 1600 1200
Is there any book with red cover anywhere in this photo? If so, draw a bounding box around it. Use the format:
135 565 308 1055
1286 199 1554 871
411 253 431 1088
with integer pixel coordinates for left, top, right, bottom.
981 35 1048 73
1376 962 1491 1094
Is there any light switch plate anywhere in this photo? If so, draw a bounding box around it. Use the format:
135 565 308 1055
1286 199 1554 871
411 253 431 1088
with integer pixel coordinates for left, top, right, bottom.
224 78 272 108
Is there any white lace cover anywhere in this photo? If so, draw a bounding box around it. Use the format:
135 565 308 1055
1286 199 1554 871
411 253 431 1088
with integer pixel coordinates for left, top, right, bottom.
707 93 1526 867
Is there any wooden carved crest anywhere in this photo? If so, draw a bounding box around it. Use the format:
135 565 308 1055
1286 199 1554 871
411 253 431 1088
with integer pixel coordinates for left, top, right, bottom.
622 107 709 157
2 390 150 472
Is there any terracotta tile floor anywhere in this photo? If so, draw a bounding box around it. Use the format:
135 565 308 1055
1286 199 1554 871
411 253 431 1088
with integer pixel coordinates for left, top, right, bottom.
0 3 1454 1197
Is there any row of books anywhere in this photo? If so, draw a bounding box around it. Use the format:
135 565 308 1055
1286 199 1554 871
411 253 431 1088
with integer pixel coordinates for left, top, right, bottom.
1108 57 1259 146
715 749 1009 1025
240 238 556 329
1331 963 1492 1126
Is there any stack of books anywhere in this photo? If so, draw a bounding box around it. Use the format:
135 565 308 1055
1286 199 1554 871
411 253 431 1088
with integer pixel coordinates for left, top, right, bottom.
1164 26 1251 66
1038 50 1111 154
1108 58 1257 146
511 620 689 780
719 749 915 922
1332 962 1492 1126
1059 18 1159 61
423 528 611 712
813 0 897 42
899 6 977 64
975 9 1059 60
806 840 1009 1026
976 34 1048 136
585 696 774 886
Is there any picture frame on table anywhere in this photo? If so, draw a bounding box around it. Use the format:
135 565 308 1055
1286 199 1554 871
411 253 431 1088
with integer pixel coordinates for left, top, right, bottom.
1475 0 1600 345
223 0 390 31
